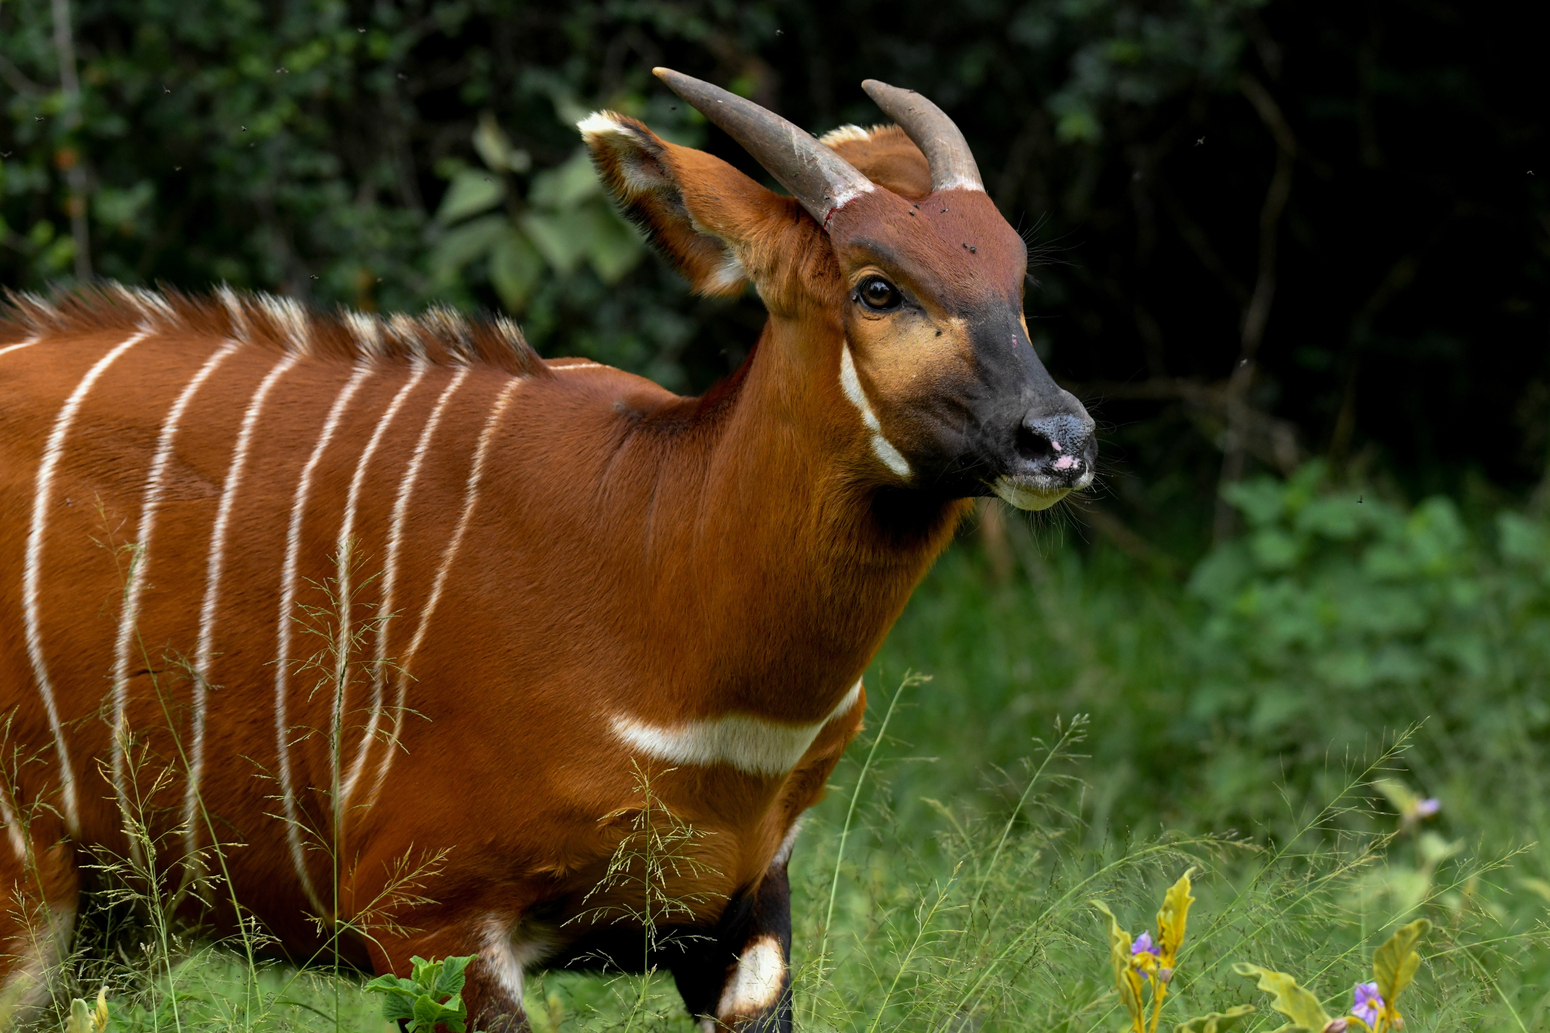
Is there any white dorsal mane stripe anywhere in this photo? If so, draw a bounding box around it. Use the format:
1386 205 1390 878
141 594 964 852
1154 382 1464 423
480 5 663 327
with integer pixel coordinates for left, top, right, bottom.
269 363 373 912
839 344 911 479
24 330 147 835
114 338 242 850
368 376 523 809
612 680 862 778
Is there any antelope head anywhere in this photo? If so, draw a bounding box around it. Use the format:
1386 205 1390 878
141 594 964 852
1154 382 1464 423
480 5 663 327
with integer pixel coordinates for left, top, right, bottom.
581 69 1095 511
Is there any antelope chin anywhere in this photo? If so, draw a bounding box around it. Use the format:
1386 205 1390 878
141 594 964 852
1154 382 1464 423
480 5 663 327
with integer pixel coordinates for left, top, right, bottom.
990 476 1070 512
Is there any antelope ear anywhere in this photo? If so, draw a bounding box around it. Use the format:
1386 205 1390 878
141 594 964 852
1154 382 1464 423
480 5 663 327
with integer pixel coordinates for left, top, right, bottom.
580 111 791 298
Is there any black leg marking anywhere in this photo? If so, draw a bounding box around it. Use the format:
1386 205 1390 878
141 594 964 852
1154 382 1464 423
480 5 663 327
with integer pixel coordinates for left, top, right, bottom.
673 858 793 1032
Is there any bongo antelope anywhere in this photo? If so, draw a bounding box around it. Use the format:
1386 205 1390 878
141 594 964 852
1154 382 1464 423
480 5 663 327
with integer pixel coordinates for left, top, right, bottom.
0 69 1094 1030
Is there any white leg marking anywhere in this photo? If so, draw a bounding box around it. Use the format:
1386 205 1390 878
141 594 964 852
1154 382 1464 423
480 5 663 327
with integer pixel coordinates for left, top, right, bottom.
188 353 298 864
839 344 912 479
0 336 39 359
716 934 786 1019
367 377 521 807
23 331 147 834
359 368 470 804
111 339 242 847
611 680 862 778
480 916 526 1009
268 363 373 911
335 366 428 807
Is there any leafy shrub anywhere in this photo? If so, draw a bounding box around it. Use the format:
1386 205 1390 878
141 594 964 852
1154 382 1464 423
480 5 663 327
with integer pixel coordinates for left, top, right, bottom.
1183 462 1550 825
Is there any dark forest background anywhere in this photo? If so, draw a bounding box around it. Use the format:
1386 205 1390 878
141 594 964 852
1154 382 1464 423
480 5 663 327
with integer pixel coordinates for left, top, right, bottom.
2 0 1547 557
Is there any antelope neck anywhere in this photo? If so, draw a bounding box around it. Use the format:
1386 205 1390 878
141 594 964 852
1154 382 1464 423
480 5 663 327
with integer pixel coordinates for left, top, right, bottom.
635 315 962 726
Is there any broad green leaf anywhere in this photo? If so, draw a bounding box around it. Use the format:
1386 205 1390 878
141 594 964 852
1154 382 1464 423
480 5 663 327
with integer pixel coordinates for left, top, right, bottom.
1157 867 1197 964
430 215 508 277
434 955 474 998
528 148 602 210
1174 1004 1256 1033
1373 918 1430 1008
474 113 531 174
586 206 644 284
489 230 544 311
436 170 505 224
1233 963 1331 1031
521 208 596 276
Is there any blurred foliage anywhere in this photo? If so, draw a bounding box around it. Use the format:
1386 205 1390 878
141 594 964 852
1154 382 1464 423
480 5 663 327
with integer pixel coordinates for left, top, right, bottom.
2 0 1546 516
1187 463 1550 801
874 468 1550 848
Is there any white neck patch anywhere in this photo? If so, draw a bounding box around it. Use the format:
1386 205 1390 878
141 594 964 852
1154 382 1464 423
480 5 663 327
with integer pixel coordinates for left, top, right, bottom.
839 344 912 479
612 681 863 778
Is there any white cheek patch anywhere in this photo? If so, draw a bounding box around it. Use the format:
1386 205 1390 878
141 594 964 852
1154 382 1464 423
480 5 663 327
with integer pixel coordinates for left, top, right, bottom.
705 251 748 292
839 344 912 479
613 681 861 778
716 935 786 1019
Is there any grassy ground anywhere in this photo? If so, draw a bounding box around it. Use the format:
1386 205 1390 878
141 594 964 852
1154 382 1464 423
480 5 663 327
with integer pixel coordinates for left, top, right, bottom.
32 475 1550 1031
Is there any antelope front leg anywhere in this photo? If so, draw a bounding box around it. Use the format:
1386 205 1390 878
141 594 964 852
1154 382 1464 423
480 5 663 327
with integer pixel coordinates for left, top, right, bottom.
673 856 794 1032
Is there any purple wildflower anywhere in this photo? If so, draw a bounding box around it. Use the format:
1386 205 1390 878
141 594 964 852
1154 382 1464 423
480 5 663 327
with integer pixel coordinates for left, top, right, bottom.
1415 797 1440 818
1132 931 1158 959
1352 982 1383 1026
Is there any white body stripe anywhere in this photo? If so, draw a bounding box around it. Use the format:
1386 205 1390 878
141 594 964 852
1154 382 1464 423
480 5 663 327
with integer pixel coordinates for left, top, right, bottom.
361 368 470 801
336 367 428 805
839 344 911 479
0 785 26 861
23 331 147 834
269 363 372 910
0 336 39 359
188 353 298 853
113 339 242 843
611 680 862 778
367 377 521 807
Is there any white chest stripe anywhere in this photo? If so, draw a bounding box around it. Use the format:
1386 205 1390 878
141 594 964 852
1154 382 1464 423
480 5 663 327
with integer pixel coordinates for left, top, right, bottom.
612 680 862 778
24 330 147 835
839 344 911 479
113 338 241 848
367 376 523 809
269 363 373 911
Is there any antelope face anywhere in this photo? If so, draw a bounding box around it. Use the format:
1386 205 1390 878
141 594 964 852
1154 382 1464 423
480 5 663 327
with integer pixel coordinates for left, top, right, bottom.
584 70 1095 511
826 183 1095 510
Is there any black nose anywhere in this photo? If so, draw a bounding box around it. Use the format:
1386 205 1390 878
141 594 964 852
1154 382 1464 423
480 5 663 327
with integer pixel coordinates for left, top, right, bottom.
1016 412 1094 485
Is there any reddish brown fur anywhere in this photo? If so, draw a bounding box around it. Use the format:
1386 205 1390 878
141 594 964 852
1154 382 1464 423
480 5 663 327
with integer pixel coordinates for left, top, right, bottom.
0 115 1027 1029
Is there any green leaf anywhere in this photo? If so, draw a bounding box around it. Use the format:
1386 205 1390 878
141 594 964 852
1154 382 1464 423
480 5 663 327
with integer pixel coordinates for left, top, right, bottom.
586 206 644 284
436 169 505 224
433 955 474 998
489 230 544 311
528 148 602 211
1232 963 1332 1031
1373 918 1430 1009
429 215 508 277
1174 1004 1256 1033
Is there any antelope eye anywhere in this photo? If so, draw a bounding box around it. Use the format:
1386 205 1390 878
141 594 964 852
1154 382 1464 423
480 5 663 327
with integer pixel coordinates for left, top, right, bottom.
857 276 901 311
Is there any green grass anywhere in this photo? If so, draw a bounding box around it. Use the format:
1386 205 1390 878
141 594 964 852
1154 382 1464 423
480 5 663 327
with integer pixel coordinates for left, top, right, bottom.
28 475 1550 1031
